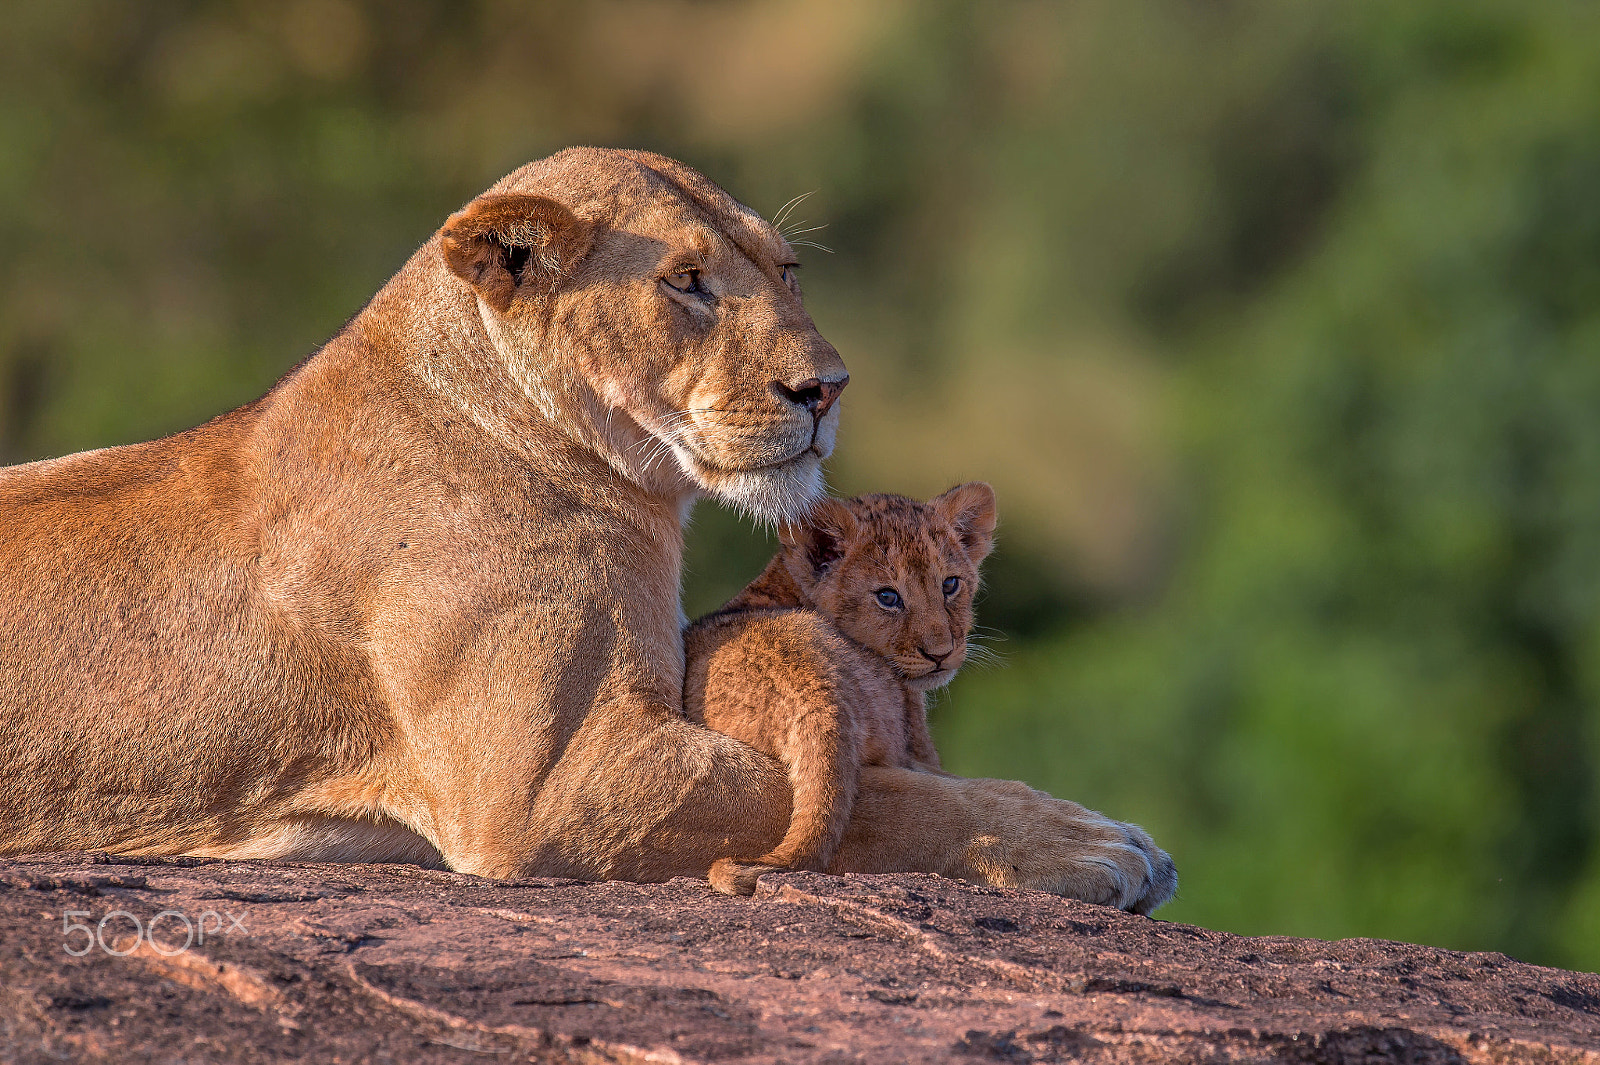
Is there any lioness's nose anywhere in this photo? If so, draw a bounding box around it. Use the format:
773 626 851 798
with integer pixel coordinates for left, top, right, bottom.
776 374 849 418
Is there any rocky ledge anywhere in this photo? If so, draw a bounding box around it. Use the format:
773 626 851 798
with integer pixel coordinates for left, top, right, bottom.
2 854 1598 1063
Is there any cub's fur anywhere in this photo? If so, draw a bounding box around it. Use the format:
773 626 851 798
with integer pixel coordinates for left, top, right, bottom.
686 483 996 895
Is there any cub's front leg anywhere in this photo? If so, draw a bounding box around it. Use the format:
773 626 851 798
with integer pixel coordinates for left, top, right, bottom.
686 609 888 895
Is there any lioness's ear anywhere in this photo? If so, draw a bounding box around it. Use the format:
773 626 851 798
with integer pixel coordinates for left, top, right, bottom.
933 482 997 564
439 193 593 313
779 498 859 590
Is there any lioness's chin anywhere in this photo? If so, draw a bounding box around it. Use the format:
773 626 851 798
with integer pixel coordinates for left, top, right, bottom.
698 450 826 525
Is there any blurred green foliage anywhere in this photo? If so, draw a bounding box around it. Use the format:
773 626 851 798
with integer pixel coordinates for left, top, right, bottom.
5 0 1600 968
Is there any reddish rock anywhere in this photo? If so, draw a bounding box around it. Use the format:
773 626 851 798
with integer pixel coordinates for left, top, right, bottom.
2 853 1597 1063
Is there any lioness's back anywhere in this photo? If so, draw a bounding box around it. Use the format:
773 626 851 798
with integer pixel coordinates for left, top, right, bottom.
0 407 395 855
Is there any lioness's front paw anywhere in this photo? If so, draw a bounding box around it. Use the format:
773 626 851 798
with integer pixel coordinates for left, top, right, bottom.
1119 819 1179 916
953 779 1176 914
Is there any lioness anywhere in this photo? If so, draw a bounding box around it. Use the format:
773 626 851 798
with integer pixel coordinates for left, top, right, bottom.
689 484 995 896
0 148 1175 912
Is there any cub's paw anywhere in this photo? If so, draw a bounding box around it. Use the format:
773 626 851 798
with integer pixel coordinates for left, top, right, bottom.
955 779 1177 914
709 858 787 897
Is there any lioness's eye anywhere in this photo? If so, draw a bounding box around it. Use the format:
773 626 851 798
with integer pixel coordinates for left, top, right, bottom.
875 588 903 610
664 268 702 294
943 576 960 597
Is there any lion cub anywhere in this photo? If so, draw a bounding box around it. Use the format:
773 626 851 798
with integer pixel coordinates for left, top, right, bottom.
685 483 997 895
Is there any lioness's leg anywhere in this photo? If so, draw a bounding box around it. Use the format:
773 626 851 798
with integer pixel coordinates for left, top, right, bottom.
833 769 1178 915
508 711 1174 912
476 703 796 883
489 612 1176 912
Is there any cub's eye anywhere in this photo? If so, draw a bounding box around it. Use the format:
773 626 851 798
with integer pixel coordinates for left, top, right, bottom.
943 576 961 597
664 268 703 294
874 588 903 610
779 264 799 288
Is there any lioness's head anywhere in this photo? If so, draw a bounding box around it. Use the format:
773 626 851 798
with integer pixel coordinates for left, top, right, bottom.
434 147 846 524
778 484 998 691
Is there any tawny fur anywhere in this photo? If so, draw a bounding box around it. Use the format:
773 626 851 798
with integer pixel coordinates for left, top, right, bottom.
0 148 1175 914
687 484 996 895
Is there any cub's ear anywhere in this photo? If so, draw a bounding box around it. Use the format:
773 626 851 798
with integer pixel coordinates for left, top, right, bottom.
779 498 859 590
439 193 593 313
933 481 997 564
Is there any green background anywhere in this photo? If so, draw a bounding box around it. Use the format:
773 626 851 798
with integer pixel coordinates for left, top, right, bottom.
6 0 1600 970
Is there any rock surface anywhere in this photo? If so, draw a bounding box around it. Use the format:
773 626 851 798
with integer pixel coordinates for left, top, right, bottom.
2 854 1598 1063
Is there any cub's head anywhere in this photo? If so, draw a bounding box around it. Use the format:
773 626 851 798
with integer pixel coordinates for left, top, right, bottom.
435 147 846 524
779 483 998 691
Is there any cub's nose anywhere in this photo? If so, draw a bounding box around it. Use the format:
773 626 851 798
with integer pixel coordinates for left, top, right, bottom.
776 374 849 418
920 648 949 669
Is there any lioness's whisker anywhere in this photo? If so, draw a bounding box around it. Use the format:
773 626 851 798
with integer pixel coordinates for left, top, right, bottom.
655 408 749 434
630 429 680 477
629 405 809 479
771 190 817 233
640 436 678 476
657 408 719 429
